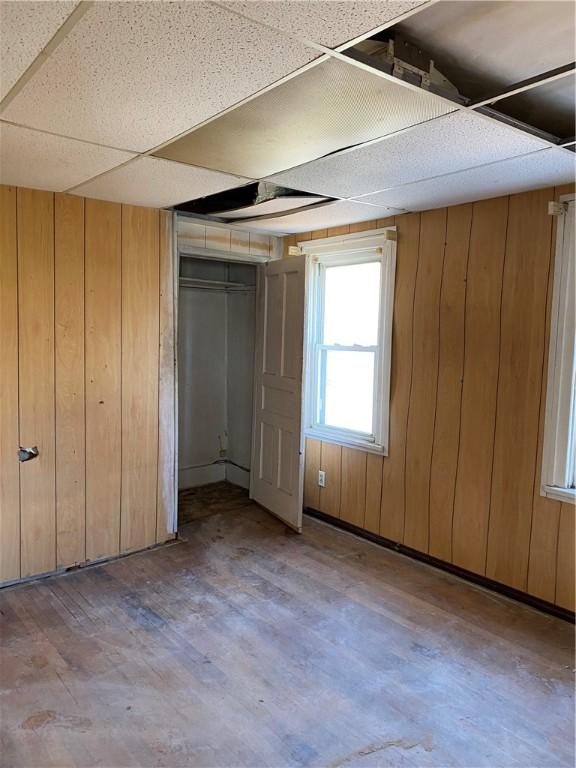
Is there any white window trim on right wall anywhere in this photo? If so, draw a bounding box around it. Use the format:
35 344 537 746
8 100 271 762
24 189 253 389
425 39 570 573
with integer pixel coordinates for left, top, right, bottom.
299 227 397 456
541 193 576 504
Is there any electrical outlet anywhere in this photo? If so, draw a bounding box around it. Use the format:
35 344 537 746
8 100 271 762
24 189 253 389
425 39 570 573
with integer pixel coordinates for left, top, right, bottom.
318 470 326 488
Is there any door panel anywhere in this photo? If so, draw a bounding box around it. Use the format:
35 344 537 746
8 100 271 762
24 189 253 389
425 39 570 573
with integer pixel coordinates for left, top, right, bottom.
250 256 306 531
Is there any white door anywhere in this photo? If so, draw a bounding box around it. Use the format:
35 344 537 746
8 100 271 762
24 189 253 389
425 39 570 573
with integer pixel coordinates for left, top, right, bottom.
250 255 307 531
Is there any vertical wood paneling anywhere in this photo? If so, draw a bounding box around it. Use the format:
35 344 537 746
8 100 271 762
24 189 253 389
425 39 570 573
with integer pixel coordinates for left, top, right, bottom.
85 199 122 562
340 447 366 527
0 186 20 582
528 184 574 601
286 187 572 610
54 193 85 567
364 453 383 534
319 442 341 518
304 438 321 510
157 210 176 543
404 208 447 552
556 504 575 611
486 190 553 589
380 213 420 541
452 197 508 574
18 188 56 577
428 204 472 561
121 206 160 553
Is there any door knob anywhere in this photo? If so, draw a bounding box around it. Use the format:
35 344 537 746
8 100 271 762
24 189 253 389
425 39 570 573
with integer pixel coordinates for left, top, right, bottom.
18 446 39 462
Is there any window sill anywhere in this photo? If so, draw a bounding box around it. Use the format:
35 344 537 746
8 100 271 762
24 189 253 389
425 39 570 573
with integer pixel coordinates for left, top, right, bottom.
305 428 388 456
541 485 576 504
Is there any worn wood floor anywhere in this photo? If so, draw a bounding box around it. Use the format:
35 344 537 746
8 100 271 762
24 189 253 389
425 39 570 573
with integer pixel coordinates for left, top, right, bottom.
1 485 574 768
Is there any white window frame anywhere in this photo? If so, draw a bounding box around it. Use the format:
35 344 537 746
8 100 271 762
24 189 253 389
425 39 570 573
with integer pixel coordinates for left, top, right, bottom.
541 194 576 504
300 228 397 455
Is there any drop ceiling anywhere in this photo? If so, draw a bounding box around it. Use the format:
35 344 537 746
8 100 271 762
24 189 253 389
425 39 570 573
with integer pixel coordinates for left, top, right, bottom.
0 122 134 191
152 57 455 178
352 148 576 212
394 0 575 99
234 200 404 234
1 0 319 151
0 0 78 100
71 157 251 209
218 1 425 48
268 111 551 200
0 0 574 222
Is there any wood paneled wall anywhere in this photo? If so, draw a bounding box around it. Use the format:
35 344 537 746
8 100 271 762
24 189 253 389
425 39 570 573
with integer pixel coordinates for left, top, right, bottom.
289 185 575 612
0 186 175 584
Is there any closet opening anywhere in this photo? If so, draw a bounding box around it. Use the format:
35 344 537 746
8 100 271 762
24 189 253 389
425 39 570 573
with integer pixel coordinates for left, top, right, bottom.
177 254 257 524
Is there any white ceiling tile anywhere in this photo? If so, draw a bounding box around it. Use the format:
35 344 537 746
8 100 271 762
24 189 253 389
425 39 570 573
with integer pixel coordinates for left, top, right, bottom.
1 1 318 152
72 157 252 209
353 148 576 211
0 0 78 100
269 111 551 199
0 122 134 192
220 1 423 48
154 58 456 178
235 201 404 234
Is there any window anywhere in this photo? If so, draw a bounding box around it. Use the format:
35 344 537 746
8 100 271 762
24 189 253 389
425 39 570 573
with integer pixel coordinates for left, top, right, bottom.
541 195 575 502
302 230 396 454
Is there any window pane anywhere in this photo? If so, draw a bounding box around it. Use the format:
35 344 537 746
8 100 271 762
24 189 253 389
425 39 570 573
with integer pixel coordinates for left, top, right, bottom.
323 261 381 346
321 350 374 434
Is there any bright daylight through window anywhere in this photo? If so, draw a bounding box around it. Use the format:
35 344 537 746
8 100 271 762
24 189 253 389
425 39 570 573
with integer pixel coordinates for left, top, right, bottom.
303 231 396 454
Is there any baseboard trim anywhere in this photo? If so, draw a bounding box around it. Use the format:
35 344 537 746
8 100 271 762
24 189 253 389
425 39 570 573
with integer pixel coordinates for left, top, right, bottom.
304 507 575 624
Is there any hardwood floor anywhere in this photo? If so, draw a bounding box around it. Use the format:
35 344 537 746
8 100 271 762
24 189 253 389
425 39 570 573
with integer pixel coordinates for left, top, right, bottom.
1 485 573 767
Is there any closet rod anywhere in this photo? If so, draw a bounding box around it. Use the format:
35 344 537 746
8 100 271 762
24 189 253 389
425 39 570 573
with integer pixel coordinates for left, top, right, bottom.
179 277 255 292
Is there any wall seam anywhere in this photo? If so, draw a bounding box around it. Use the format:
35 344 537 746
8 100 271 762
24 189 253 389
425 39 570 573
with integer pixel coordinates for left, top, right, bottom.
427 209 448 555
484 196 510 578
401 214 422 544
449 205 474 565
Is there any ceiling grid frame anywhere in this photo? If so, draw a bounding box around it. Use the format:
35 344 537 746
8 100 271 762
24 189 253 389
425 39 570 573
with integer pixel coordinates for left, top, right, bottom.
0 0 573 214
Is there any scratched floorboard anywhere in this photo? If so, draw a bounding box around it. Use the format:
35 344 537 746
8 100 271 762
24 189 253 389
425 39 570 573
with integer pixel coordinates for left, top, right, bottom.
0 486 573 767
